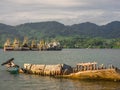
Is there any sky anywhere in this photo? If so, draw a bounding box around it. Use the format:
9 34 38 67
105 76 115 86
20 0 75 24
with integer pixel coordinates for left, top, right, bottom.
0 0 120 25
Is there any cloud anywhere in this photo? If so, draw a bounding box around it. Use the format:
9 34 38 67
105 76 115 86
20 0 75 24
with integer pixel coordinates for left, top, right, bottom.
7 0 87 7
0 0 120 25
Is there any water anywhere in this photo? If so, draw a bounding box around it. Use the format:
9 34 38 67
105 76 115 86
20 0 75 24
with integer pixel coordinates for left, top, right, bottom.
0 49 120 90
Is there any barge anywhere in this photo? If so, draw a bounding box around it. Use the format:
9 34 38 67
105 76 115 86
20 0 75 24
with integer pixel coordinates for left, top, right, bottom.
3 38 62 51
1 58 120 81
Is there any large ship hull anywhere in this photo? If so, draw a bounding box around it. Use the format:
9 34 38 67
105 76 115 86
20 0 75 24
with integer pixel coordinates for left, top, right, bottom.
47 47 62 51
4 47 62 51
4 46 14 51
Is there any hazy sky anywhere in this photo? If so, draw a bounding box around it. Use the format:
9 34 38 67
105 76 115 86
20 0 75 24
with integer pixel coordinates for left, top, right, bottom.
0 0 120 25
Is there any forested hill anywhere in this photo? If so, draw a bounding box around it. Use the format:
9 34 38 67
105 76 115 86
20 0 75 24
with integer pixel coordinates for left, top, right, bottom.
0 21 120 40
0 21 120 48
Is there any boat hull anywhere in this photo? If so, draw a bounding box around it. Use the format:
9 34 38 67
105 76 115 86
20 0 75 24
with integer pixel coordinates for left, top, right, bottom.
8 67 19 74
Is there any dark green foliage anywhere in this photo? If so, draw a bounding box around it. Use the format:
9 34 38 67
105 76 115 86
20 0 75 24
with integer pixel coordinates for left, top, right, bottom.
59 37 120 48
0 21 120 48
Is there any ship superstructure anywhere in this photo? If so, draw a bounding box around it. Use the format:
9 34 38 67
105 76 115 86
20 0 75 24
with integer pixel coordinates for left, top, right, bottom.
4 38 13 51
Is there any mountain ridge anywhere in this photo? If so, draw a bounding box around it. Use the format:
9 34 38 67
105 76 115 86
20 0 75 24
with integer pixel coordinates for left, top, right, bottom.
0 21 120 40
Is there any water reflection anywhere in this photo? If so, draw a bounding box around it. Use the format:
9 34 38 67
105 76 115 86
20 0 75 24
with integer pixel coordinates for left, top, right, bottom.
0 69 120 90
17 74 120 90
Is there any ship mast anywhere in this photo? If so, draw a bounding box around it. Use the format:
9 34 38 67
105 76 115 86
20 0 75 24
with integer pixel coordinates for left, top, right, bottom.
31 40 37 48
38 40 46 50
22 37 29 47
4 38 11 46
13 38 20 49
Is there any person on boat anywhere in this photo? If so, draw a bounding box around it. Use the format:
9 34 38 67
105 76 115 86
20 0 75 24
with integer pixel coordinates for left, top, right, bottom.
1 58 15 68
1 58 25 73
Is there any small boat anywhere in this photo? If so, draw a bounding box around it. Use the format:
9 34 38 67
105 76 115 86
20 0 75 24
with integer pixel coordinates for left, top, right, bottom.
7 66 19 74
1 58 20 74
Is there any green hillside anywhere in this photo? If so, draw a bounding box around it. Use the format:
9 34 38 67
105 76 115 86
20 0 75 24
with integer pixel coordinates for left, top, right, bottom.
0 21 120 48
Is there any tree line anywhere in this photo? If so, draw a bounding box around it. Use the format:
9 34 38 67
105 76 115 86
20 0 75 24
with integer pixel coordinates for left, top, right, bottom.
59 37 120 49
0 37 120 49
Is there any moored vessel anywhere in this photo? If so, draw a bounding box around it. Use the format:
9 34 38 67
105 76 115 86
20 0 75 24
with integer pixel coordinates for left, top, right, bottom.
13 38 21 51
3 38 62 51
4 38 13 51
30 40 39 51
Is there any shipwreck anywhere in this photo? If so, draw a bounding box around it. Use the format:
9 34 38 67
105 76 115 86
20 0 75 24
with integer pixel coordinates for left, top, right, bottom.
1 58 120 81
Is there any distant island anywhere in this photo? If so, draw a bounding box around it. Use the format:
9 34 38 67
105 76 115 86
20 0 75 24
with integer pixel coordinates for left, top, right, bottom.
0 21 120 48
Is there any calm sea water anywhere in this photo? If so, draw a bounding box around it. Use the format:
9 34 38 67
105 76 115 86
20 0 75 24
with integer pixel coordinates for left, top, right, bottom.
0 49 120 90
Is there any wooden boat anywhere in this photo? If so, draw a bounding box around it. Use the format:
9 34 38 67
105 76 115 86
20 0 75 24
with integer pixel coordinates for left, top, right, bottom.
1 59 120 81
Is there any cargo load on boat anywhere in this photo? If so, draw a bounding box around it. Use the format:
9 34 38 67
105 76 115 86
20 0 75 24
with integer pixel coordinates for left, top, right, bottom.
24 63 72 75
